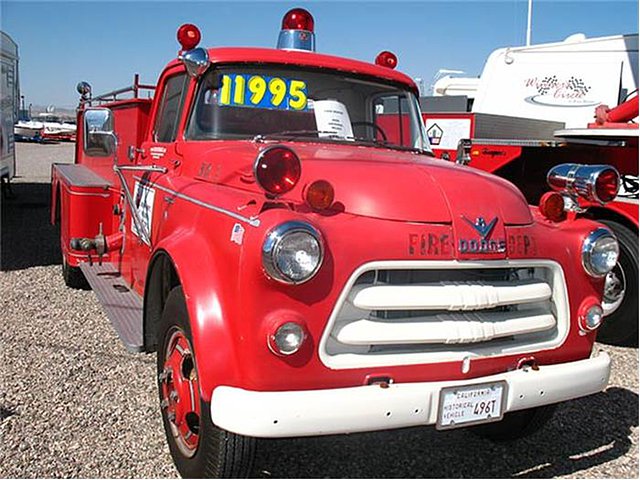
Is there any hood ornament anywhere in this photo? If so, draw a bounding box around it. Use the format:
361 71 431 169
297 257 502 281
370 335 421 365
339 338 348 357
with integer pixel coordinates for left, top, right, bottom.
463 216 498 240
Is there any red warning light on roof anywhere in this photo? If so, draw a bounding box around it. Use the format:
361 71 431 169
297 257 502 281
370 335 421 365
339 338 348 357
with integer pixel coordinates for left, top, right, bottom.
282 8 315 32
375 51 398 69
177 24 201 51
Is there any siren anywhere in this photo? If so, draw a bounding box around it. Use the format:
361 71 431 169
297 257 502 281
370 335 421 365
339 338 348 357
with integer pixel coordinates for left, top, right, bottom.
547 164 620 205
277 8 316 51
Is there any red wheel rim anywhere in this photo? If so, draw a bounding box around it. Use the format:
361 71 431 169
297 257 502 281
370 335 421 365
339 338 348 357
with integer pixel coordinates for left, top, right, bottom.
160 328 201 457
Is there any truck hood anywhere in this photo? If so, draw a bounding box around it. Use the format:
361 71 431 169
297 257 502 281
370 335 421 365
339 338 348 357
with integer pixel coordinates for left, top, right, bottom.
187 141 533 226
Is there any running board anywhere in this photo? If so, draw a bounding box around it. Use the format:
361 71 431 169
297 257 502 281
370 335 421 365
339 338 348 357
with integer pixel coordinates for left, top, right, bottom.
79 262 144 353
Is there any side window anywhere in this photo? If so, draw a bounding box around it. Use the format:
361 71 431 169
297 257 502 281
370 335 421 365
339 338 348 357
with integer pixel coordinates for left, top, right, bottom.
153 74 188 143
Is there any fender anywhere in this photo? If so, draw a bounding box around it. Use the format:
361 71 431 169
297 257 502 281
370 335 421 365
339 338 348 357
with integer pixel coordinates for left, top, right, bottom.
147 231 243 402
590 201 638 230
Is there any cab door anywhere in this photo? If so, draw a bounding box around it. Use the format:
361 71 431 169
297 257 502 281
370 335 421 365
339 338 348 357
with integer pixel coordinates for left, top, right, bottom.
127 70 190 293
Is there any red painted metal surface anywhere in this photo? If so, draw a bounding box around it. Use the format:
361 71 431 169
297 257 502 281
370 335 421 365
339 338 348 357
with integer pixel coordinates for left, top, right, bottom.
591 95 639 128
54 42 608 403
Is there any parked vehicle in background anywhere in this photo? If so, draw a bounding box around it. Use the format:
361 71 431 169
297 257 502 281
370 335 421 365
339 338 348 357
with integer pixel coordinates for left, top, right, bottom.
14 112 76 142
53 10 619 477
422 33 638 346
0 31 19 191
14 116 44 141
35 112 76 141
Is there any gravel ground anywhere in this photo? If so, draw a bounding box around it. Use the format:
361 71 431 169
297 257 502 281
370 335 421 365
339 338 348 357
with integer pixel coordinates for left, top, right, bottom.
0 142 637 478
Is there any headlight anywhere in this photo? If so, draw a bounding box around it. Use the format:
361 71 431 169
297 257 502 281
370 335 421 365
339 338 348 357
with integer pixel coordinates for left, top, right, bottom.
582 227 619 277
262 221 323 284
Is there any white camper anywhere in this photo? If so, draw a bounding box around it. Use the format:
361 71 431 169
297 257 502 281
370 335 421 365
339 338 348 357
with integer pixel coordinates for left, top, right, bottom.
0 31 19 187
432 33 638 128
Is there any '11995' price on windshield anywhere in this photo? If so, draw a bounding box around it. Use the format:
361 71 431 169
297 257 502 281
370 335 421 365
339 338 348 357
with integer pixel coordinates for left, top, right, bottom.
218 74 308 111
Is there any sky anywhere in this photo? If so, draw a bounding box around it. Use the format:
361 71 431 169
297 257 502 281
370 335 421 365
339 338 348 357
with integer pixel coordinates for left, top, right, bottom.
1 0 638 108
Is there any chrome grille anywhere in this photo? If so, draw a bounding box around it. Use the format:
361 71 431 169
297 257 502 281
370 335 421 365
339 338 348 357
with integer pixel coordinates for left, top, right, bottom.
319 260 569 369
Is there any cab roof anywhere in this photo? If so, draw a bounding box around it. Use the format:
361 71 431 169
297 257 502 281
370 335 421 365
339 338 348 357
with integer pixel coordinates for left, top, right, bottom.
166 47 418 93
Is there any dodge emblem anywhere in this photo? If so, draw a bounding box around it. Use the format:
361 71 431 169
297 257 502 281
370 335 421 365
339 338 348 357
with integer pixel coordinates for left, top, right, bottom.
459 216 506 254
463 216 498 240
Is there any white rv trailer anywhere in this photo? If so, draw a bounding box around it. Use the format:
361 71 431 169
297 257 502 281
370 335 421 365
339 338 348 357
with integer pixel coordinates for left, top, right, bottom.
1 31 19 187
432 33 638 128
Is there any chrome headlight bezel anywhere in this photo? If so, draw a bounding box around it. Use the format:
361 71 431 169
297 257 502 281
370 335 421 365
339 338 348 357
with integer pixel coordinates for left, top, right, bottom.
581 227 619 278
262 221 324 285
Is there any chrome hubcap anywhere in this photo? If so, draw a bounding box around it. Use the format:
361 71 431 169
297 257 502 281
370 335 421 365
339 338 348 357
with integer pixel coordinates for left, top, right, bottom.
602 262 626 316
160 329 201 457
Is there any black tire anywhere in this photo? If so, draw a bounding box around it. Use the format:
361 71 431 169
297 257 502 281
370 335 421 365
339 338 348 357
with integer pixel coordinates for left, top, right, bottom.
596 220 638 347
471 405 556 442
62 256 90 289
157 286 256 478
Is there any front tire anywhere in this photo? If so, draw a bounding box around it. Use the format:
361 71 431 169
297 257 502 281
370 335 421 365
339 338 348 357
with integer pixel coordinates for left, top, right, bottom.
596 220 638 347
471 405 556 442
157 286 256 478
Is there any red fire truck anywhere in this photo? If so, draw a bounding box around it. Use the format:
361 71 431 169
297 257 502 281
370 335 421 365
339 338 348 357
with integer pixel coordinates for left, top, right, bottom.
53 10 618 478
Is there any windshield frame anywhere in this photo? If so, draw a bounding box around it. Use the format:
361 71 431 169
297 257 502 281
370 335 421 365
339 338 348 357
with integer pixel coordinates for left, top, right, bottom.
184 63 431 154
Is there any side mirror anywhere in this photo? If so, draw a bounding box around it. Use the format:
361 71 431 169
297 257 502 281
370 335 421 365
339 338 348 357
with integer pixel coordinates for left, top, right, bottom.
179 47 210 78
84 108 117 157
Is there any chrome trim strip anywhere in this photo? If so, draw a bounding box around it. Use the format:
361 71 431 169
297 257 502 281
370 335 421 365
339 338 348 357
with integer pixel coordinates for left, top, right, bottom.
117 165 168 173
61 184 110 198
134 176 260 227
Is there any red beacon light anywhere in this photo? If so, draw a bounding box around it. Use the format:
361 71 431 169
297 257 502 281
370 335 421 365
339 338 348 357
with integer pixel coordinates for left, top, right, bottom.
282 8 315 31
277 8 316 52
177 24 201 51
254 146 302 196
375 51 398 69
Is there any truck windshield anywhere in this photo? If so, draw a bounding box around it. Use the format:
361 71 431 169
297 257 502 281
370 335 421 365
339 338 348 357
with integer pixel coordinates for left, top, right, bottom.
186 65 430 153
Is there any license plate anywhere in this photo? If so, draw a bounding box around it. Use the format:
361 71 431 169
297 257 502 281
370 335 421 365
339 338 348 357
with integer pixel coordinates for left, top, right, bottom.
436 381 507 430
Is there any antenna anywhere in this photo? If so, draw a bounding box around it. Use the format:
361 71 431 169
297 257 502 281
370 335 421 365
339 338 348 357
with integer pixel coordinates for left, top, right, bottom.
526 0 533 46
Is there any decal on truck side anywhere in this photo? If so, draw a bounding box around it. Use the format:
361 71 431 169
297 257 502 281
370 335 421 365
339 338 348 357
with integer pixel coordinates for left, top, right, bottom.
131 181 156 244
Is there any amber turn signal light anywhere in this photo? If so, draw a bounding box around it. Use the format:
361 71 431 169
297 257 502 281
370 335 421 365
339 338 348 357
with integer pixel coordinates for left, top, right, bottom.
539 191 567 222
305 180 335 210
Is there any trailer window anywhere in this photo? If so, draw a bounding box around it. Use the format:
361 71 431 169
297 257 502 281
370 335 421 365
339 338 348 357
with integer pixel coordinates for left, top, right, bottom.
154 74 188 143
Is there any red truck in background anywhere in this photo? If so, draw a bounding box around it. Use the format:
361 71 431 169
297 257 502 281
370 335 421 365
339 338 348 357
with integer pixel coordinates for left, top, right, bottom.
422 33 638 346
423 102 638 346
53 10 618 478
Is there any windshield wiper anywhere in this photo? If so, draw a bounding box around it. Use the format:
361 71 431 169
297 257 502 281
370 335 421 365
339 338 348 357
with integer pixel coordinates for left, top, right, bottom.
252 130 428 154
253 130 343 142
345 135 388 148
253 130 388 148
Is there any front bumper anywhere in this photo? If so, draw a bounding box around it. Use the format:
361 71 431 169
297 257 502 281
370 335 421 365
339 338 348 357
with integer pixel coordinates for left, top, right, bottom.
210 352 610 438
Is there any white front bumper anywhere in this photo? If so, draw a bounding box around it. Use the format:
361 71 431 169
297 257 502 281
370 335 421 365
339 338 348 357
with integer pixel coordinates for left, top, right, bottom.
210 352 610 438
